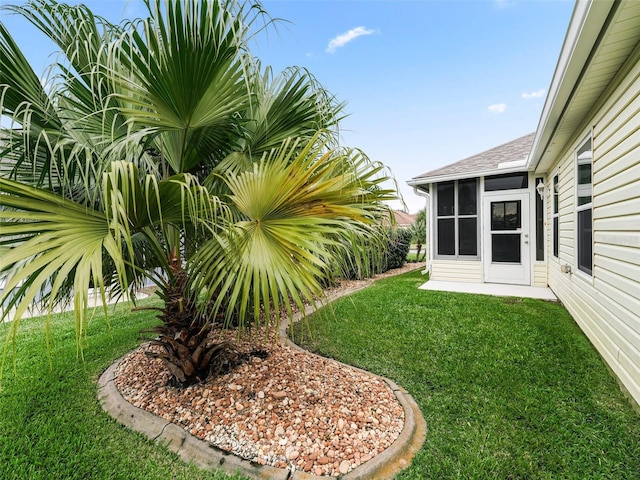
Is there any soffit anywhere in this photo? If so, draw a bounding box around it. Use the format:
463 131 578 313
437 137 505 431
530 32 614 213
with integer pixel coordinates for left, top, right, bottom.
536 0 640 172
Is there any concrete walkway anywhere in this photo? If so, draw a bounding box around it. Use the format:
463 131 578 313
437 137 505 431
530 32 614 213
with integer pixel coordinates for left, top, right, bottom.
419 280 557 301
1 289 148 322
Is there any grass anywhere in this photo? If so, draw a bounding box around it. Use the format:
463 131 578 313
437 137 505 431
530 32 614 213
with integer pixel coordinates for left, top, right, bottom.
0 299 247 480
1 270 639 479
293 269 640 479
405 252 424 263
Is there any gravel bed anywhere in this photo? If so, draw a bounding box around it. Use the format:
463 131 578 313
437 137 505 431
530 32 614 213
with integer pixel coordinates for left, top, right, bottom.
115 341 403 476
114 264 419 477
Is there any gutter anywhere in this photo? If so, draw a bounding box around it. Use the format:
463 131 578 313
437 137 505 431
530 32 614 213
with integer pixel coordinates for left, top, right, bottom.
412 186 432 277
407 162 532 186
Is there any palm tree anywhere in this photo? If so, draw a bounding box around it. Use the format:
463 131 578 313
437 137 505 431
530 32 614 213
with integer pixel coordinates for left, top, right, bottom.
0 0 395 385
410 209 427 262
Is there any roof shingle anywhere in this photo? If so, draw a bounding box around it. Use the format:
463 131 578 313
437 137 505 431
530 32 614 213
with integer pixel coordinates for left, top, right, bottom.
410 132 535 183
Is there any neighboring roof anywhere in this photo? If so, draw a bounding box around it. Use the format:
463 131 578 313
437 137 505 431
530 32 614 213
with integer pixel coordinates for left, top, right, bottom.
408 132 535 185
529 0 640 172
393 210 417 227
382 210 417 228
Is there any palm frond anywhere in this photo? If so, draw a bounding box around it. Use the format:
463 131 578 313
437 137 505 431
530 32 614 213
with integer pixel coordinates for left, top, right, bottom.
4 0 121 81
240 63 346 157
0 178 122 348
0 19 64 185
189 131 395 330
107 0 259 174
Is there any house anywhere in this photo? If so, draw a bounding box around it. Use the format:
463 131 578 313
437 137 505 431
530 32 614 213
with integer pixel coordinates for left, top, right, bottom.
381 210 417 229
392 210 418 229
408 0 640 408
408 133 539 285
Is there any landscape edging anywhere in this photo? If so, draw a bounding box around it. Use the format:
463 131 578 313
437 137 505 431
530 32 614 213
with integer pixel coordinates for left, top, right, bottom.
98 265 426 479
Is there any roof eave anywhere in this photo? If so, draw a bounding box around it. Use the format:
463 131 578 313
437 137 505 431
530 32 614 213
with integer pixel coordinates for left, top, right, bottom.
527 0 615 173
407 164 533 187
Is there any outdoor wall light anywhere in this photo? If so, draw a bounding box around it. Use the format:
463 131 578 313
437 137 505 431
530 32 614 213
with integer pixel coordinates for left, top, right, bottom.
536 180 545 200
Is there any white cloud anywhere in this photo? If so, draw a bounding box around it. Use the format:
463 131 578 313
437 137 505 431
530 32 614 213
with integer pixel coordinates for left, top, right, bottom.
522 89 545 100
488 103 507 114
493 0 516 9
326 26 376 53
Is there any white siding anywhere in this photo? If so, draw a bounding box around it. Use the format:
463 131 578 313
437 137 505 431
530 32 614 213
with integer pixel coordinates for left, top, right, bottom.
430 260 482 283
533 262 548 287
544 57 640 407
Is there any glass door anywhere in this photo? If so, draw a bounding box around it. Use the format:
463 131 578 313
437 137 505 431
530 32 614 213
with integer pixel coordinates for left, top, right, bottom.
483 193 530 285
491 200 522 263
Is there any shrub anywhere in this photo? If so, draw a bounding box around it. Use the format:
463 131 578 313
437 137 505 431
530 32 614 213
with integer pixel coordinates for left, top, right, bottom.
385 228 412 270
339 228 411 280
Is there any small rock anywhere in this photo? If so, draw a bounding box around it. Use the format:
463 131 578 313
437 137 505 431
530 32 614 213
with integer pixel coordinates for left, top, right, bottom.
339 460 351 474
257 391 265 399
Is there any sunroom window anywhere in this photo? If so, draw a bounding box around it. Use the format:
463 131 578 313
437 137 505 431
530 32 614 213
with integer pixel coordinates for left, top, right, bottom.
436 179 478 257
484 172 528 191
576 137 592 275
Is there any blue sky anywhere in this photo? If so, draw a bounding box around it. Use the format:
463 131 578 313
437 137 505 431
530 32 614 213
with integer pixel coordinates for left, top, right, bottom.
0 0 576 213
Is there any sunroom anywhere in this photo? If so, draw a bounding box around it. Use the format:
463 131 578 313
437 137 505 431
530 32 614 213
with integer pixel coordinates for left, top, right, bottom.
408 133 548 288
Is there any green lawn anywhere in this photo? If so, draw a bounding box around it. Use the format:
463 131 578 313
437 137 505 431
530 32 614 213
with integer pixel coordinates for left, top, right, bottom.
0 300 247 480
294 269 640 479
1 270 639 479
405 252 424 263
